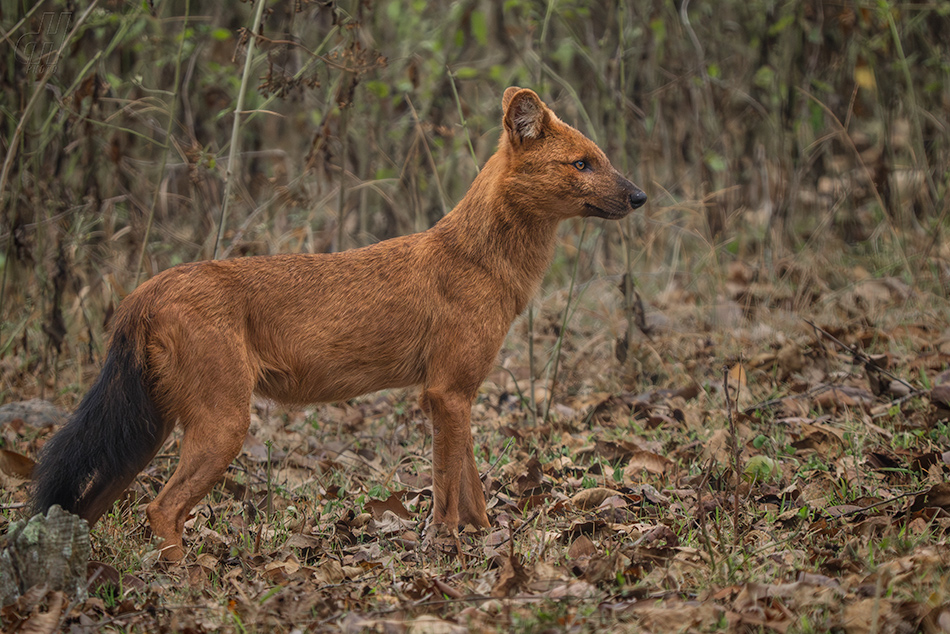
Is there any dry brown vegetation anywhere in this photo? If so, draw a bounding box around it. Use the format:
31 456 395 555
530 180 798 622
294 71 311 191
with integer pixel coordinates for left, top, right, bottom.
2 0 950 632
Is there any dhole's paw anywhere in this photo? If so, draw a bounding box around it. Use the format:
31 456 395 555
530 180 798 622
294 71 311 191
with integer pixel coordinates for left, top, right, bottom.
420 516 459 554
421 518 486 558
157 540 186 563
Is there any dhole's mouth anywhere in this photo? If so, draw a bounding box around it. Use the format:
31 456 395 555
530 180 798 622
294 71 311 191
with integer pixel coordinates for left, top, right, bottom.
584 202 629 220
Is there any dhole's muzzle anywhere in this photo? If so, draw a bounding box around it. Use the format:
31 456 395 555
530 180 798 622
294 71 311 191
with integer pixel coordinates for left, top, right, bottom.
584 174 647 220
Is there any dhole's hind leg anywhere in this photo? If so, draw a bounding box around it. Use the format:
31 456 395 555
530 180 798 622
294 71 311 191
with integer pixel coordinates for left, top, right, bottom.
143 316 255 561
420 388 489 532
145 406 250 561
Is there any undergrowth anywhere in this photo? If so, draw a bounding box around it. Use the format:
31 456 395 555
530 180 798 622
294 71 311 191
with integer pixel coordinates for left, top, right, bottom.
2 1 950 632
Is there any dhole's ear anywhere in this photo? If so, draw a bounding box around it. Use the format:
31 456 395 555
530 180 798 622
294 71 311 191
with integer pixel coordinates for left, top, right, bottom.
502 86 522 112
503 88 550 145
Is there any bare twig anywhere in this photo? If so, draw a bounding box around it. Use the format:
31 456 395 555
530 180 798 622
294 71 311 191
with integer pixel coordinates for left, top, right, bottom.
481 437 515 511
694 455 720 576
542 223 590 423
803 318 918 394
493 509 543 548
213 0 267 260
405 96 449 219
0 1 100 216
831 488 925 518
135 0 190 283
724 363 741 551
447 69 479 173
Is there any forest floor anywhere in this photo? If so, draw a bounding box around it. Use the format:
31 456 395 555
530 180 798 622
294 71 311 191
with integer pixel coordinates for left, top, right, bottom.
2 252 950 633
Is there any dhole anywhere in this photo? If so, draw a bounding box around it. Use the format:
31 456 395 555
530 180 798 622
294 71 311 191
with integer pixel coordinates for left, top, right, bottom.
32 87 647 561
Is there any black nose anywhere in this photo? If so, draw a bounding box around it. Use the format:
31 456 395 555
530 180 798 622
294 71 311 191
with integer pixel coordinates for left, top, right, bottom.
630 189 647 209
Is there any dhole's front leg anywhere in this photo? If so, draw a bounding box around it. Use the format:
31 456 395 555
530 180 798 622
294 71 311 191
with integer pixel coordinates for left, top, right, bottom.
420 388 490 531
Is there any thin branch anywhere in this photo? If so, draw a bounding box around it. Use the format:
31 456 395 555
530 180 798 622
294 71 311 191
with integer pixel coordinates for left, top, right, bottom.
134 0 190 284
0 0 100 217
803 318 918 394
213 0 267 260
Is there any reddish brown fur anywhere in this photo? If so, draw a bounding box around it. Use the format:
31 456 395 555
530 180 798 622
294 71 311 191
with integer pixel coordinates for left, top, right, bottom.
34 88 646 560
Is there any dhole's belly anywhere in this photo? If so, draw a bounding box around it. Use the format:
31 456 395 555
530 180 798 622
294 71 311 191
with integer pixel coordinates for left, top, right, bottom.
251 326 428 405
255 361 423 404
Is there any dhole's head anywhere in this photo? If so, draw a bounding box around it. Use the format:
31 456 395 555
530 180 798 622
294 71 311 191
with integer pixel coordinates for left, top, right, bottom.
499 87 647 220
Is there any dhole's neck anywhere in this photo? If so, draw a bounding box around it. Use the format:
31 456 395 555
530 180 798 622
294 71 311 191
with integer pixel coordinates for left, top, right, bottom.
431 153 559 315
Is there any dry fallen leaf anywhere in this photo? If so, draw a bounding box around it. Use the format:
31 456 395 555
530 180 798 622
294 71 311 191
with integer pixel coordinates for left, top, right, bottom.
406 615 467 634
702 428 732 464
624 450 673 477
491 551 529 598
841 597 900 634
374 509 415 534
0 448 34 479
813 386 875 411
570 487 622 511
728 363 748 388
365 492 412 519
18 590 65 634
910 483 950 513
567 534 597 560
920 603 950 634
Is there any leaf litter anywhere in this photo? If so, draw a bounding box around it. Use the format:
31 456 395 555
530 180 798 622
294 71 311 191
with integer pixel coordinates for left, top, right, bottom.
2 264 950 633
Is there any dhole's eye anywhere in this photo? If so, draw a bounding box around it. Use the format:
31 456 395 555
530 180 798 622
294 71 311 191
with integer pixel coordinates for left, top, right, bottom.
572 160 588 171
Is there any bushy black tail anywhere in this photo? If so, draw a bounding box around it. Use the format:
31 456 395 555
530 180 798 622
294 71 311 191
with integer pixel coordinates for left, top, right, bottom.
32 325 168 523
